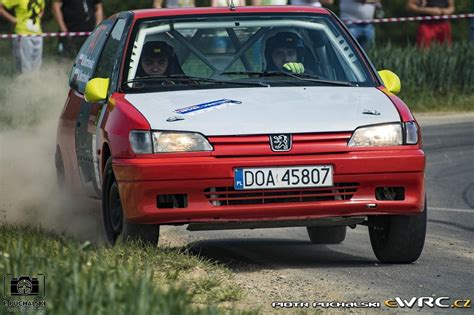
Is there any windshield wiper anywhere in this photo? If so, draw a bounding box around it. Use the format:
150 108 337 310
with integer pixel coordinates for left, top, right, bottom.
221 71 354 87
122 74 269 88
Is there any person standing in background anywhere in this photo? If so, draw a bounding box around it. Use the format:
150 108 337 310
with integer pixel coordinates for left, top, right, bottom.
340 0 381 49
407 0 455 48
210 0 246 53
211 0 245 7
251 0 287 5
154 0 195 8
0 0 45 73
470 0 473 41
290 0 333 7
52 0 103 58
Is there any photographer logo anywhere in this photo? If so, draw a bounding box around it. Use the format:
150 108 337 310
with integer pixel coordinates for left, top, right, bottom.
10 276 40 296
2 274 46 312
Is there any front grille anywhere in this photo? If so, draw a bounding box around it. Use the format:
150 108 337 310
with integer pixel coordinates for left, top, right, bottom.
208 132 352 157
204 183 359 206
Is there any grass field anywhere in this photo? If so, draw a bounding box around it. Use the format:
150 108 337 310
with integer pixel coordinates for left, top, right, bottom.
0 225 255 314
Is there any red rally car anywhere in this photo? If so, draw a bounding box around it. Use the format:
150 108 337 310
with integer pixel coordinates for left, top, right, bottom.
56 5 426 263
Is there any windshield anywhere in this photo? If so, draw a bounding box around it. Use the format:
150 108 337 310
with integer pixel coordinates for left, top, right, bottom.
123 14 375 91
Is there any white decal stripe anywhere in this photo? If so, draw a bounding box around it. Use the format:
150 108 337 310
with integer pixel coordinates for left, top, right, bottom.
92 134 100 191
93 104 108 191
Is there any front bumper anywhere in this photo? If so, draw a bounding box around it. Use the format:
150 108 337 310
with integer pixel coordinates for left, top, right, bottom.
113 149 425 225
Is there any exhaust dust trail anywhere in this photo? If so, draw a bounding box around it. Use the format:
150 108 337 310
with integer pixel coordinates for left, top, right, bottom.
0 63 104 242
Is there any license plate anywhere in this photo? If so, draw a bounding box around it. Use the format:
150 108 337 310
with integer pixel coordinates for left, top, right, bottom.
234 165 333 190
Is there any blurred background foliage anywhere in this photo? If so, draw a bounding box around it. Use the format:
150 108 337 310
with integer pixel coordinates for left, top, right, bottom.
0 0 471 45
367 42 474 111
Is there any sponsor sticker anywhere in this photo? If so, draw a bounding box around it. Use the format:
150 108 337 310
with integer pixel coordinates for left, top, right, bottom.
78 54 95 69
174 99 241 116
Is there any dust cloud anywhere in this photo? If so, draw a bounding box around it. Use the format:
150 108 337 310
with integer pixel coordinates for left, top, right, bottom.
0 62 104 243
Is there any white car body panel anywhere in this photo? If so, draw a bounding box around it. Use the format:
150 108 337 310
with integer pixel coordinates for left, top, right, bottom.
125 87 400 136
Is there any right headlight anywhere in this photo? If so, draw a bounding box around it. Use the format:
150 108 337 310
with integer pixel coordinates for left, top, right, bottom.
348 122 418 147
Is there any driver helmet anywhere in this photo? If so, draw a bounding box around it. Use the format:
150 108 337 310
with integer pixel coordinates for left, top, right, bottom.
137 41 183 77
263 31 305 71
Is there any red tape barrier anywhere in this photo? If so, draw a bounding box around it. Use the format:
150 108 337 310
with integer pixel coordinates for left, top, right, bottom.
1 13 473 39
0 31 91 39
344 13 474 25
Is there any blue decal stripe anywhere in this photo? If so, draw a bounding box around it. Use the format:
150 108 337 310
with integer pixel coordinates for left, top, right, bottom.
175 99 240 115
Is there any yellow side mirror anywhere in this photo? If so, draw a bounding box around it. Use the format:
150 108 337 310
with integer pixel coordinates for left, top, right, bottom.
85 78 110 103
378 70 401 95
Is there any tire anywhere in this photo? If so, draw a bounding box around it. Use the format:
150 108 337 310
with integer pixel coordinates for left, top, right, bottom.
102 157 160 246
369 200 427 264
307 226 347 244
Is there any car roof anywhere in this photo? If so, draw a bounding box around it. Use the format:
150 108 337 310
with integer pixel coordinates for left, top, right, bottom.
132 6 330 20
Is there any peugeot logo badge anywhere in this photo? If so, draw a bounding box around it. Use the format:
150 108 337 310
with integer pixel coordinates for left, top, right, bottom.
270 134 292 152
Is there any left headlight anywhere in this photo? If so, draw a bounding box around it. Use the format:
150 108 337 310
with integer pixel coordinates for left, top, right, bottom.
348 122 419 147
130 131 213 153
152 131 213 153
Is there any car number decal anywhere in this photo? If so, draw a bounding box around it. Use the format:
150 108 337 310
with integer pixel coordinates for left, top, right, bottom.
174 99 241 116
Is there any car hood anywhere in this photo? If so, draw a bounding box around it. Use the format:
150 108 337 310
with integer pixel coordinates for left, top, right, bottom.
125 87 400 136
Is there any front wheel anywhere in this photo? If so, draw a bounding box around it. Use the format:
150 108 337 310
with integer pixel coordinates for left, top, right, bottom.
102 158 160 246
369 200 427 264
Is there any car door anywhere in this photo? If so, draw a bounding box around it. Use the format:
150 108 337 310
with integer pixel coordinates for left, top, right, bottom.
76 18 129 198
72 19 115 198
58 20 115 195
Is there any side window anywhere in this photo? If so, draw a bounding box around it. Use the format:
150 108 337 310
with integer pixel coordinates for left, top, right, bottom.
69 19 115 93
94 19 127 89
